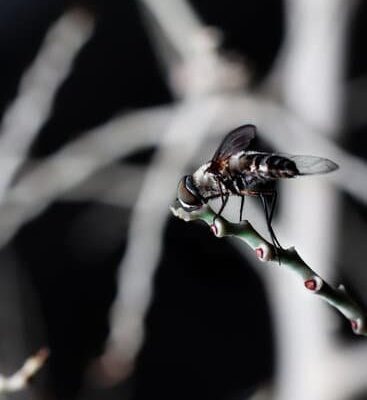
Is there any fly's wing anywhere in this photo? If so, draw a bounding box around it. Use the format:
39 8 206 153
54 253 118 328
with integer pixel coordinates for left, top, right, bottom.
211 124 256 163
287 155 339 175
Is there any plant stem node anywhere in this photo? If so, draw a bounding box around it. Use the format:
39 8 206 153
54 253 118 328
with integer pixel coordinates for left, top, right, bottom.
256 247 264 259
210 224 218 236
304 276 323 292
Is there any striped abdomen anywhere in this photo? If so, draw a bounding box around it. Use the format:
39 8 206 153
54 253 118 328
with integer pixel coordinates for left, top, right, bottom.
235 152 299 179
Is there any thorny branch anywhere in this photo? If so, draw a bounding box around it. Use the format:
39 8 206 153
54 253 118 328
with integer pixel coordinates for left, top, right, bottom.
171 204 367 336
0 348 49 393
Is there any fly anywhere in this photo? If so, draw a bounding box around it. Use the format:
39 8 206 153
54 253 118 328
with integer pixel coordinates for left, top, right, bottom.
177 124 339 253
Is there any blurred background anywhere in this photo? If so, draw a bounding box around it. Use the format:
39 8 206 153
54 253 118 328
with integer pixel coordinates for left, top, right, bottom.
0 0 366 399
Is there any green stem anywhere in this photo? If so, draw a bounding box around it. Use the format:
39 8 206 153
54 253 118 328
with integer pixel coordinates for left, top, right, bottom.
171 205 367 336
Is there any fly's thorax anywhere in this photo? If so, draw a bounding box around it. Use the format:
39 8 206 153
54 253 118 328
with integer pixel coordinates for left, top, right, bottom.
192 163 221 198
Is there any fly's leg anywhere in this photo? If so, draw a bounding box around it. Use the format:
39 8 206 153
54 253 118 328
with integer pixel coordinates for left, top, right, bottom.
213 193 229 224
239 195 245 222
259 192 282 262
213 176 229 224
261 191 281 248
268 190 277 225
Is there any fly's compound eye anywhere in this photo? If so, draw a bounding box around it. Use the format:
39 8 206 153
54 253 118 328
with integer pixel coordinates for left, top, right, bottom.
177 175 203 211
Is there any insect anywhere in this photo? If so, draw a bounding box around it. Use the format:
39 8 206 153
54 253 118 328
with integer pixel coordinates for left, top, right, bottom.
177 124 338 251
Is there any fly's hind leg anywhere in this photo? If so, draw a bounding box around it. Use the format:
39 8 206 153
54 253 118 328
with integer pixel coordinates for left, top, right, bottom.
259 192 282 261
268 190 277 225
261 192 282 248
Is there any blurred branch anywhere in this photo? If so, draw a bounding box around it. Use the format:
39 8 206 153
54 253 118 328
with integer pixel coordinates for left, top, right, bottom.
0 348 49 393
267 0 357 133
105 97 223 377
0 106 171 248
140 0 249 98
61 164 146 207
171 204 367 336
261 2 358 399
0 7 94 201
139 0 203 62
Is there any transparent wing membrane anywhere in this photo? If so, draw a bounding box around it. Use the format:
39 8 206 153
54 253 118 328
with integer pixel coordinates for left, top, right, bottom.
287 155 339 175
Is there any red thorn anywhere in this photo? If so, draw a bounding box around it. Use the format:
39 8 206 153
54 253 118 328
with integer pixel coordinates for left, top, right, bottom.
255 248 264 259
210 224 218 236
351 320 358 331
304 279 317 291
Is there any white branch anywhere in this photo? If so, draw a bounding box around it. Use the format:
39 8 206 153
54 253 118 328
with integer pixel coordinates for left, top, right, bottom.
269 0 357 133
61 164 145 207
0 8 94 201
139 0 203 61
0 106 171 248
263 2 360 400
0 348 49 393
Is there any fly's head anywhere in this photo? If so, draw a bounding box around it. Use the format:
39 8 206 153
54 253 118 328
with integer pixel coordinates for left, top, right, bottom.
177 175 205 211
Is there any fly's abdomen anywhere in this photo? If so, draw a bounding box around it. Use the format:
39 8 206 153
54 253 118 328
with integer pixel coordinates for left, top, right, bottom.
266 154 299 178
237 153 299 179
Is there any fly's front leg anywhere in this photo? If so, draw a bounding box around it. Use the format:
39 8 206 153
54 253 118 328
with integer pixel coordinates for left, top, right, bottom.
239 196 245 222
213 193 229 224
213 176 229 223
